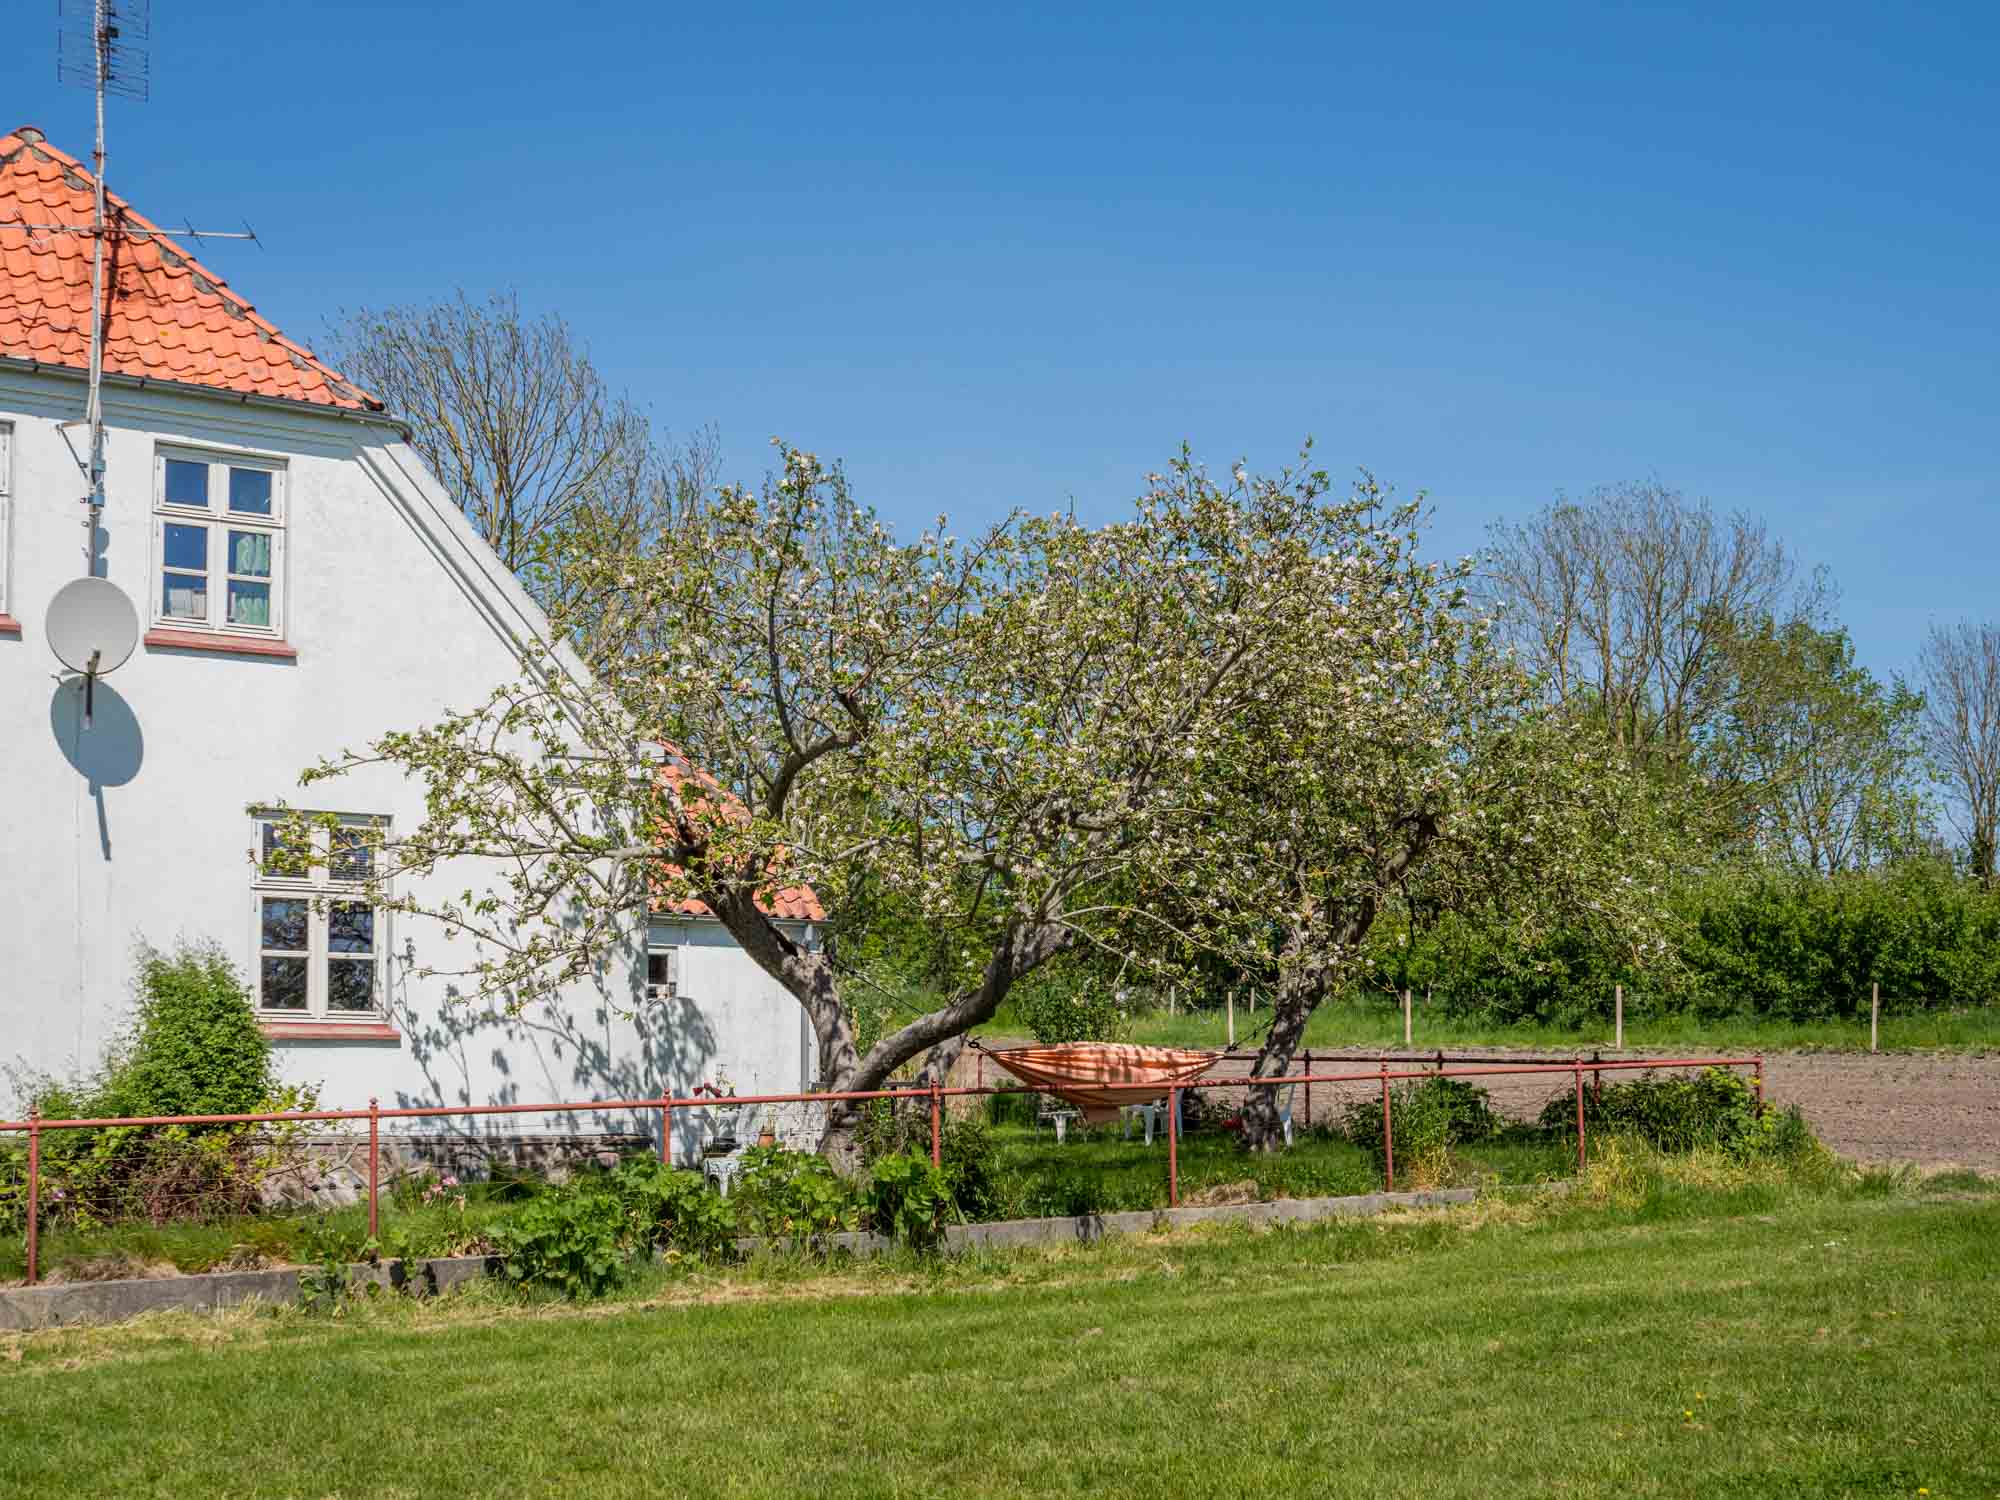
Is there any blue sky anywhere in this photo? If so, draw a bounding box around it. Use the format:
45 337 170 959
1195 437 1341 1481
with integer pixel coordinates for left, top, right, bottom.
8 1 1995 681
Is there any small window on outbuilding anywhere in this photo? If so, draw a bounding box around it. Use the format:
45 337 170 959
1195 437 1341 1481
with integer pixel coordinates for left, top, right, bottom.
647 947 677 1000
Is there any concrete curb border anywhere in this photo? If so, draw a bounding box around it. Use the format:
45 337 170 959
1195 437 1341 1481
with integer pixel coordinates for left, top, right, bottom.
1 1187 1475 1330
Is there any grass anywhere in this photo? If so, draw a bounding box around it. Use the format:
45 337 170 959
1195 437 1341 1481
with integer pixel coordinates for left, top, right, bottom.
0 1154 1993 1497
987 1119 1570 1215
1077 998 2000 1054
0 1189 514 1285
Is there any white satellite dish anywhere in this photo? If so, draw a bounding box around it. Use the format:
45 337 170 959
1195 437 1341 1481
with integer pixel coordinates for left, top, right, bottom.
46 576 140 728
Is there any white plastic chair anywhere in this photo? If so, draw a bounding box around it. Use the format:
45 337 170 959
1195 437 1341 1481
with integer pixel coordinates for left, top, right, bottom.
1036 1093 1080 1143
1120 1094 1185 1146
700 1099 765 1197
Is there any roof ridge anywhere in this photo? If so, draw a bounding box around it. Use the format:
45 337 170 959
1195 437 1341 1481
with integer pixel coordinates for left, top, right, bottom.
0 124 382 412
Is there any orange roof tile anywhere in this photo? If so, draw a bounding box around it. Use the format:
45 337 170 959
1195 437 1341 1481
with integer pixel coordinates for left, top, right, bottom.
0 126 381 412
650 747 827 924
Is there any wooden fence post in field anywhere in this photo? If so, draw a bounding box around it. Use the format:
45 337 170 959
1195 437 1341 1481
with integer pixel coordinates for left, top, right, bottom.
1227 991 1236 1047
1871 983 1880 1053
1402 988 1413 1047
1615 984 1624 1050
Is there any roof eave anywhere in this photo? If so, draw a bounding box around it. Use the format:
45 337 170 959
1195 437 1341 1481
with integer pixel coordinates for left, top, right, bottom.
0 354 411 437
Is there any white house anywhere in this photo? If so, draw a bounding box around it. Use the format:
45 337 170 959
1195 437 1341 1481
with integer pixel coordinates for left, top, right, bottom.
0 125 816 1163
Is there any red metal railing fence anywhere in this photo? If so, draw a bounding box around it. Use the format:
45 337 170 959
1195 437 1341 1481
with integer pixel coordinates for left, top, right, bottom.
2 1055 1762 1286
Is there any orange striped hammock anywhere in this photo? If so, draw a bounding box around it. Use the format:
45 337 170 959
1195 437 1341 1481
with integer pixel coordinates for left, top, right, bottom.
984 1043 1217 1124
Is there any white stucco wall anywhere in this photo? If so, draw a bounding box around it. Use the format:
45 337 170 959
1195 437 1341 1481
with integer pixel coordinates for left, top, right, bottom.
0 368 806 1156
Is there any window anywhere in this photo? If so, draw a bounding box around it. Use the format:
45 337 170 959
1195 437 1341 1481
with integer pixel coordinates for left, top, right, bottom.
154 446 285 636
0 422 12 622
646 946 678 1000
251 812 386 1019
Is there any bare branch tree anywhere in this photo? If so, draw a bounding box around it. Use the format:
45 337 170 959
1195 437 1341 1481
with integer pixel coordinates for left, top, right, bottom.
1481 483 1822 764
1918 621 2000 885
322 290 717 605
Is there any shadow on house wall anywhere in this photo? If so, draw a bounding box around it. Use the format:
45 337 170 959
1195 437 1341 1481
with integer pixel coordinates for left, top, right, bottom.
384 956 719 1164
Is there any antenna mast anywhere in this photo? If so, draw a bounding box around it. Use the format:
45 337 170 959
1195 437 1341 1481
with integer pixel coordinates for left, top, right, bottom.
57 0 149 578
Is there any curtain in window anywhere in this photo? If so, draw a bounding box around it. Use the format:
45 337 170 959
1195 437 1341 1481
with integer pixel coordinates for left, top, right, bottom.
231 531 271 576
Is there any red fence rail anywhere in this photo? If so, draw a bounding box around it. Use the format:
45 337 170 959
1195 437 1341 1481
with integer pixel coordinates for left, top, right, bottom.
2 1054 1762 1286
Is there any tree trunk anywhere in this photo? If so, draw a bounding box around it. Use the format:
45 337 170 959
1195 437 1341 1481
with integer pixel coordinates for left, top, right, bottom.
1240 962 1321 1153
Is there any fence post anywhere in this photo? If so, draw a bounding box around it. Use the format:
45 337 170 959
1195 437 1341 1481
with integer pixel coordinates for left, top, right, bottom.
25 1108 39 1287
929 1076 943 1170
367 1096 380 1243
1167 1084 1180 1207
1302 1051 1311 1128
1226 992 1235 1047
659 1086 673 1166
1574 1061 1586 1174
1402 988 1412 1048
1379 1063 1395 1193
1871 983 1880 1053
1614 984 1624 1050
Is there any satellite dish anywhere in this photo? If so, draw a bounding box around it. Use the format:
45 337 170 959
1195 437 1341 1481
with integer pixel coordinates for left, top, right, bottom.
46 577 140 729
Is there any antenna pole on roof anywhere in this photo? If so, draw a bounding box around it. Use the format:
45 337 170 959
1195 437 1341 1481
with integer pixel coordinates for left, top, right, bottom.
57 0 149 578
85 0 107 577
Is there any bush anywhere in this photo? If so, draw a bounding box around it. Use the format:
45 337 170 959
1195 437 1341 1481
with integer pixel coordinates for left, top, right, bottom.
1538 1067 1813 1158
1340 1076 1502 1174
859 1100 1008 1224
6 941 318 1230
865 1152 956 1250
490 1187 629 1299
733 1147 857 1242
1010 972 1129 1045
610 1157 738 1258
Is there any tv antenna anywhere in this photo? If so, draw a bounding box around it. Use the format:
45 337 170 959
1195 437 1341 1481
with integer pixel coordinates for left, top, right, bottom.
53 0 149 579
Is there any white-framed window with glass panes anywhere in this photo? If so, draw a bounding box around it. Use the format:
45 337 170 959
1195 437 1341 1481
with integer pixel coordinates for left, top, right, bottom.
251 811 386 1019
0 421 13 619
154 445 286 637
0 420 12 620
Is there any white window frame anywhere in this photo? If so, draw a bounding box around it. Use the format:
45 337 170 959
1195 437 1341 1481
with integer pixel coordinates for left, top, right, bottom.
250 811 388 1021
153 444 287 638
645 943 679 1001
0 422 12 620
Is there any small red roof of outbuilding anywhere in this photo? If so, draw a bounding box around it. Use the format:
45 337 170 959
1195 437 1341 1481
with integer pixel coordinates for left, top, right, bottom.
0 125 380 412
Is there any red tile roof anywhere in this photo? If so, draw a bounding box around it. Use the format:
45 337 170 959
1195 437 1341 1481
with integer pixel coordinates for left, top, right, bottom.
0 125 381 412
651 748 826 924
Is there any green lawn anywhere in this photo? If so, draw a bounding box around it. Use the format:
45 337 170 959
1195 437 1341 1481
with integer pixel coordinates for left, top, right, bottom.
988 1118 1568 1216
3 1167 1993 1498
1090 999 2000 1054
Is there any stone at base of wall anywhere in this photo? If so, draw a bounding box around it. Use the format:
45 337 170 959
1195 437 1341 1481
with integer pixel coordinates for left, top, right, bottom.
264 1132 653 1208
0 1187 1475 1330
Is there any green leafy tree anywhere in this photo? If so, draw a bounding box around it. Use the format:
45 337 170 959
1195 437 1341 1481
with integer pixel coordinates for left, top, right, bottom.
1704 617 1932 873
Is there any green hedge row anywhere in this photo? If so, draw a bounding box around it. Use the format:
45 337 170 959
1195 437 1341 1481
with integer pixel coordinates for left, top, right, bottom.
1391 861 2000 1024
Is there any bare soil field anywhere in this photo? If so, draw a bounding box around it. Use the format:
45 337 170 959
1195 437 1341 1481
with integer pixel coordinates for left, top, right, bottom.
966 1042 2000 1172
1234 1047 2000 1173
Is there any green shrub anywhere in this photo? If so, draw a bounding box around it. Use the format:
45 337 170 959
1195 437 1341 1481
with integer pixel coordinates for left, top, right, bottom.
1538 1067 1813 1158
733 1147 857 1242
865 1152 956 1250
489 1187 629 1299
1010 972 1129 1045
6 941 318 1230
1340 1076 1502 1172
609 1157 738 1258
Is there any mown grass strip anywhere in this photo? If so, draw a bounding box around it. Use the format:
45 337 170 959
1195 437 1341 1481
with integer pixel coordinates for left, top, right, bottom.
1 1174 1992 1498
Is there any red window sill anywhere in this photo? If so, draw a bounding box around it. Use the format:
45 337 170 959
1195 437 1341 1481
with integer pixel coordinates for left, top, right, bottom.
145 628 297 659
0 613 21 637
259 1021 402 1043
